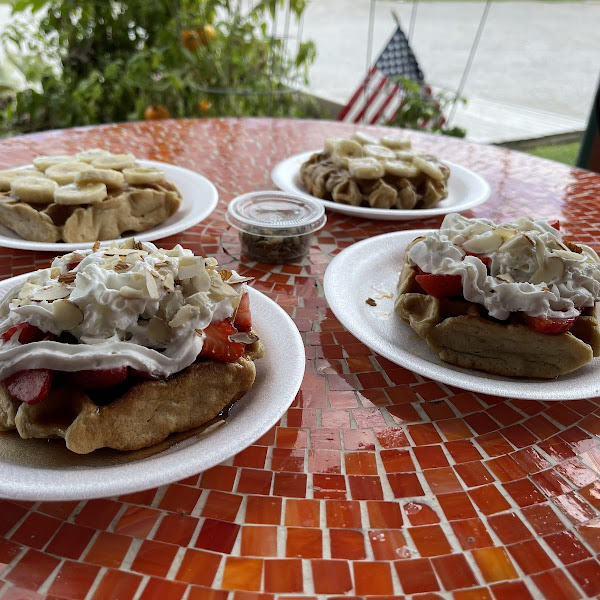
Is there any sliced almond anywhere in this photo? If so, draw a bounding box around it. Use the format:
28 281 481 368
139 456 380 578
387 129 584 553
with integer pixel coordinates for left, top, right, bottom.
530 256 565 285
30 285 71 302
147 316 173 345
113 261 129 272
462 233 504 254
169 304 201 328
496 273 514 283
58 272 77 284
145 269 159 299
52 299 84 330
553 249 587 262
178 257 204 280
119 286 144 299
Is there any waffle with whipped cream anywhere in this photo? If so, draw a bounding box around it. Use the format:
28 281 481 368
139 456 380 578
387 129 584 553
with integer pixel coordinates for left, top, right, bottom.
394 214 600 378
0 149 181 243
0 239 263 453
300 132 450 210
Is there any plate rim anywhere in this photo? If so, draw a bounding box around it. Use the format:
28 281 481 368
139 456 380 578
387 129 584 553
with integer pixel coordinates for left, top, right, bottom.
323 228 600 401
0 282 304 501
271 150 491 221
0 159 219 252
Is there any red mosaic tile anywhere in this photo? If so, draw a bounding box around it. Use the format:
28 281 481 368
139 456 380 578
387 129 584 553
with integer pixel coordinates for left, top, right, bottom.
10 512 61 550
174 548 221 586
345 451 378 475
374 427 410 448
354 561 394 595
74 499 120 530
388 403 422 424
201 491 243 523
490 581 534 600
308 449 341 473
454 590 493 600
222 557 263 591
437 492 478 521
264 559 303 593
114 506 161 538
330 529 366 559
409 524 453 557
45 522 95 560
311 560 352 594
200 465 238 491
468 485 512 515
521 503 566 535
454 461 494 488
531 569 581 600
407 423 443 446
90 569 142 600
348 475 384 499
475 432 513 457
342 429 377 450
445 440 483 463
471 547 519 582
487 512 533 545
369 529 411 560
195 518 240 554
404 502 441 526
367 501 403 528
286 527 322 558
118 488 157 506
531 469 572 497
543 531 591 565
158 483 202 514
272 472 307 497
130 539 179 578
83 531 132 568
138 577 186 600
394 558 440 594
237 468 273 495
387 472 424 497
503 478 546 507
413 445 450 469
245 496 282 525
187 588 230 600
486 455 527 482
46 560 100 600
313 473 347 500
325 500 362 529
431 553 478 591
272 448 306 472
380 448 415 473
36 501 78 521
240 526 278 557
555 457 598 487
506 539 555 575
424 467 463 494
0 538 23 569
567 558 600 597
553 492 597 524
5 549 60 591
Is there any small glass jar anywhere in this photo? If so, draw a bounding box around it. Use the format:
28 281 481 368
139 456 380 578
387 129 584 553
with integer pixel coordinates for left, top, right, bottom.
226 191 326 264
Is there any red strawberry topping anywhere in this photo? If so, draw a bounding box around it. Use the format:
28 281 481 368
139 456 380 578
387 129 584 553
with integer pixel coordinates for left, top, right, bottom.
522 314 577 335
3 369 53 405
67 367 129 390
1 322 46 344
199 319 245 362
415 273 463 297
233 292 252 332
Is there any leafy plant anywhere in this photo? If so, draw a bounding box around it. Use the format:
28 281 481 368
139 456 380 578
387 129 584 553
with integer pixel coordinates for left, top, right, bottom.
0 0 317 134
387 77 467 138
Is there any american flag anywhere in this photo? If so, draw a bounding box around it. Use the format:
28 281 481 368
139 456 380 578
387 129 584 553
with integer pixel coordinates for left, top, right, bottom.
337 24 425 125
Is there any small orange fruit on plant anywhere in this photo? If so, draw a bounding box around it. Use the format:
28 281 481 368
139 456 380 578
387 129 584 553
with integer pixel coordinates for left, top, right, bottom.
182 29 200 51
144 105 170 120
199 24 216 46
198 99 212 112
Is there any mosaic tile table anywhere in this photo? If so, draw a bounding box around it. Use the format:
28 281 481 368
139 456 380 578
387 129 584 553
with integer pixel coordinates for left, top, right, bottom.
0 118 599 600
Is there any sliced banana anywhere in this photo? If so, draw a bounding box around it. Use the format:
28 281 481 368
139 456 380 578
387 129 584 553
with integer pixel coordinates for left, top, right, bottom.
324 138 345 156
395 150 418 161
331 139 364 168
32 155 74 172
413 156 445 181
75 148 113 163
10 176 58 204
91 153 136 170
384 160 419 178
0 168 45 192
347 157 384 179
363 144 396 161
54 182 107 205
75 168 125 189
351 131 379 146
45 161 91 185
122 167 166 185
380 136 412 150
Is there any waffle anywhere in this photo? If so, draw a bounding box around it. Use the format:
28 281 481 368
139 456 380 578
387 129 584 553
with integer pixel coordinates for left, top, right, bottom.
0 181 182 243
394 238 600 379
0 340 264 454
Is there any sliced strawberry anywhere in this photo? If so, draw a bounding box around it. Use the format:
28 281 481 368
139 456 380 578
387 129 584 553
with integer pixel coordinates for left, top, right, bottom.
233 292 252 332
522 314 577 335
415 273 463 297
465 252 492 269
199 319 245 363
3 369 53 405
68 367 129 390
1 322 46 344
547 219 560 231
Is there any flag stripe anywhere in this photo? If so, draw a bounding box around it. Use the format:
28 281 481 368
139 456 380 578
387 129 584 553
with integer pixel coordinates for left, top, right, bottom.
352 75 389 123
368 82 401 125
337 66 378 121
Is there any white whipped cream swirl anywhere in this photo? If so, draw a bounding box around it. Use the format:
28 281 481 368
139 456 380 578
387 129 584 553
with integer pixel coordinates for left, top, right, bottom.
0 239 248 379
408 213 600 320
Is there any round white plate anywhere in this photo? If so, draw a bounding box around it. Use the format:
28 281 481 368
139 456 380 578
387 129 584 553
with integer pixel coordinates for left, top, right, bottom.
0 279 304 501
0 159 218 251
324 229 600 400
271 151 490 221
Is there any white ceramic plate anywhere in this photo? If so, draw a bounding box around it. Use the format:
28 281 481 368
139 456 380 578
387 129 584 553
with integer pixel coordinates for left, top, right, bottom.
323 229 600 400
0 159 218 251
271 151 490 221
0 279 304 501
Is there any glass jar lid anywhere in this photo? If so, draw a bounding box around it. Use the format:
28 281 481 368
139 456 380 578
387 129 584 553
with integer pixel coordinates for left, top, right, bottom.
226 191 326 237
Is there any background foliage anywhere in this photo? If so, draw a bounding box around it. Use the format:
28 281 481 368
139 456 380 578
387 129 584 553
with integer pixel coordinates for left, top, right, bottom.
0 0 318 134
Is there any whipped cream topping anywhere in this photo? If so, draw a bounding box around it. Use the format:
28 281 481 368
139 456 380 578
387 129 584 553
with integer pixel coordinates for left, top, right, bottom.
0 239 248 379
408 213 600 320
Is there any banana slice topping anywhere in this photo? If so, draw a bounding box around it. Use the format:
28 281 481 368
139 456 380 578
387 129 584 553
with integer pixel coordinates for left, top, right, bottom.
347 157 384 179
10 176 58 204
75 168 125 189
122 167 166 185
92 153 136 170
45 162 91 185
32 155 74 172
54 182 108 205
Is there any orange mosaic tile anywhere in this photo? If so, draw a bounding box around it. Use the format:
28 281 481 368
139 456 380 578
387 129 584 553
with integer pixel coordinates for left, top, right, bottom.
2 118 600 599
